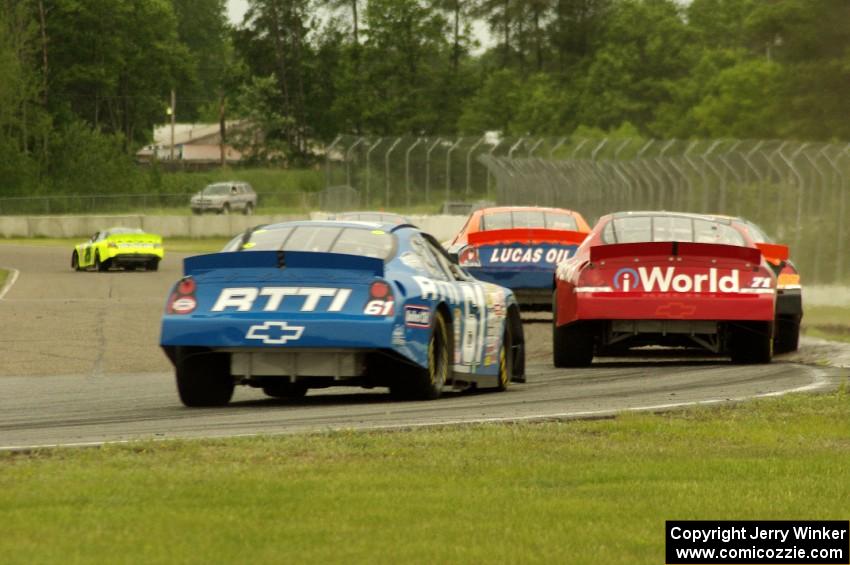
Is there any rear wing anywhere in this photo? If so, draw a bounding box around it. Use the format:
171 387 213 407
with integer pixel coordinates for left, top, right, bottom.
468 228 588 247
184 250 385 277
590 242 762 264
755 242 789 263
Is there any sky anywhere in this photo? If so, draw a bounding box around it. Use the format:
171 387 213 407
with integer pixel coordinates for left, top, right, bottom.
226 0 248 24
225 0 495 52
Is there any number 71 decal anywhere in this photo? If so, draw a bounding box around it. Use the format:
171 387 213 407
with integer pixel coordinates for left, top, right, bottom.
750 276 772 288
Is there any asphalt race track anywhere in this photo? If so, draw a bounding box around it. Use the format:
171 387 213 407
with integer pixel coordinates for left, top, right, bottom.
0 244 846 450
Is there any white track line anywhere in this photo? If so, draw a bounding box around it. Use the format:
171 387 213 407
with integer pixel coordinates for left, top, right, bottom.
0 267 20 301
0 366 835 452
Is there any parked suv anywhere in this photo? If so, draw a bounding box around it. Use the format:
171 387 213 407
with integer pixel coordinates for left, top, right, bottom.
190 182 257 215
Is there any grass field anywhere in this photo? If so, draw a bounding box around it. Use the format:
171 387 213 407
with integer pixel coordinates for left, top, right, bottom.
0 268 8 289
802 305 850 343
1 389 848 564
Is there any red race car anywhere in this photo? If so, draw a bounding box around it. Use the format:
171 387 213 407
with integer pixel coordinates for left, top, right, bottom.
445 206 591 310
553 211 778 366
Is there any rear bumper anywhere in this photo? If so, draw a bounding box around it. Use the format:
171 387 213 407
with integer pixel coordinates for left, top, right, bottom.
565 291 776 322
776 288 802 316
110 253 161 264
161 316 396 349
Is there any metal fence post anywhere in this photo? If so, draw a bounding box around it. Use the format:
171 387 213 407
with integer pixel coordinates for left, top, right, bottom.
446 138 462 204
365 138 382 207
466 136 486 195
324 135 343 189
405 137 423 207
425 138 441 206
385 137 403 209
345 137 366 189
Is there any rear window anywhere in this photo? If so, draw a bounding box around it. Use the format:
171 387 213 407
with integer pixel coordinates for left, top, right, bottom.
338 212 405 224
603 216 745 246
229 225 395 260
740 220 772 243
202 184 230 195
480 210 578 231
107 227 144 235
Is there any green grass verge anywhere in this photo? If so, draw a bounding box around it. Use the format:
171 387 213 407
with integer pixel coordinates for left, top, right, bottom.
1 390 848 564
802 305 850 343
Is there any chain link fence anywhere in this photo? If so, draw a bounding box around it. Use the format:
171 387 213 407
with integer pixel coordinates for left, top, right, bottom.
326 135 849 283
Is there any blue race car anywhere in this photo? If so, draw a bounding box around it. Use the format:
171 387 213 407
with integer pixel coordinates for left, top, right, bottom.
160 221 526 407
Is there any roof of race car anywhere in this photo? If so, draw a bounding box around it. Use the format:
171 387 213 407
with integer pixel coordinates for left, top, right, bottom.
607 211 734 224
260 219 413 233
475 205 583 215
104 227 145 235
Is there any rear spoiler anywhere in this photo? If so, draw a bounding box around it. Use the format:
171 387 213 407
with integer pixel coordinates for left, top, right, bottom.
590 242 762 264
468 228 588 247
755 242 789 262
184 251 384 277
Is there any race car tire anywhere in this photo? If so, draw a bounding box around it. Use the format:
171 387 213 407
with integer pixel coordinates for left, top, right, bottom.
495 326 512 391
774 315 800 353
95 253 110 272
507 305 526 383
403 310 450 400
147 259 159 272
71 251 81 271
175 350 234 407
553 321 594 367
729 322 773 364
262 381 308 399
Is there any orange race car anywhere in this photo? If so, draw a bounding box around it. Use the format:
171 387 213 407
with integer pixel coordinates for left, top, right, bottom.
445 206 591 309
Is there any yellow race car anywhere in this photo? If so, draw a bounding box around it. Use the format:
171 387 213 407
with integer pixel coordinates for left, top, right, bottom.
71 227 164 272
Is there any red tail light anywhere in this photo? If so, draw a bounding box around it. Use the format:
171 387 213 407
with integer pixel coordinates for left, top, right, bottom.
365 280 394 316
777 264 801 289
167 277 197 314
459 247 481 267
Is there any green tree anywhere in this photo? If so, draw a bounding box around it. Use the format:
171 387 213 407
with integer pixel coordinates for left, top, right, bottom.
576 0 694 134
45 0 191 147
171 0 231 122
360 0 452 134
457 68 521 134
746 0 850 139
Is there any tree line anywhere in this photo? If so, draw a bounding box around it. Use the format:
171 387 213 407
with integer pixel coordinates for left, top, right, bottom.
1 0 849 196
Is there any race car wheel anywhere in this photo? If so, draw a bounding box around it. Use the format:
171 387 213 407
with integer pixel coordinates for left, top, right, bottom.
495 327 512 391
405 310 450 400
262 381 308 399
71 251 81 271
95 253 110 272
729 322 773 364
147 259 159 272
774 315 800 354
553 321 594 368
175 350 234 407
